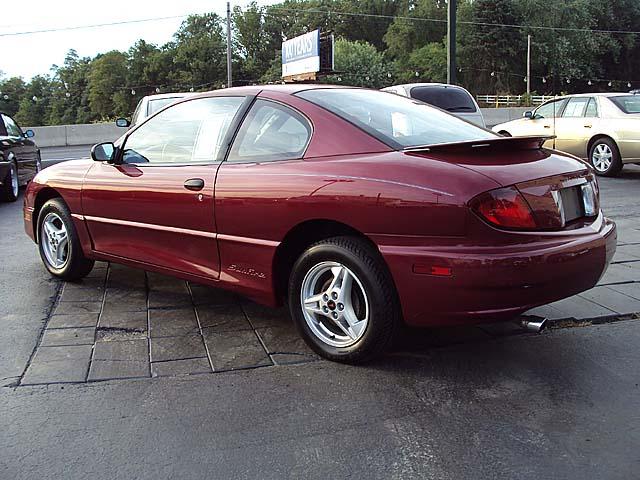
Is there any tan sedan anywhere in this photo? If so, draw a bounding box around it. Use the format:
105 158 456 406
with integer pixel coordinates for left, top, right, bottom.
492 93 640 176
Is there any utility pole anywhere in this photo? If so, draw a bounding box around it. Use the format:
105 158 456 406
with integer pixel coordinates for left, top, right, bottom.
526 34 531 95
226 1 232 88
447 0 457 84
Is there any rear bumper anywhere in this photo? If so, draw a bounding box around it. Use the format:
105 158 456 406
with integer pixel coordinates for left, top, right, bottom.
380 213 617 327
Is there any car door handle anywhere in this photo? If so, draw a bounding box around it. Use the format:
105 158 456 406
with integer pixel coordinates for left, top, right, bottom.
184 178 205 191
543 125 551 128
584 124 592 128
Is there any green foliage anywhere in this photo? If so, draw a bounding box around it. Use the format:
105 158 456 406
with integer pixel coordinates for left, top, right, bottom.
88 51 129 120
326 39 391 88
15 76 52 126
0 77 26 117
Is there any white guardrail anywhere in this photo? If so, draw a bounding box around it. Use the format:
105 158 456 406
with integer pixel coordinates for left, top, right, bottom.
476 95 556 107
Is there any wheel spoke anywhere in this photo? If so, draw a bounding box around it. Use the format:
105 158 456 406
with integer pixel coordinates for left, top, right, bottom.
327 266 345 293
57 233 69 254
303 293 326 316
43 222 55 238
342 308 366 340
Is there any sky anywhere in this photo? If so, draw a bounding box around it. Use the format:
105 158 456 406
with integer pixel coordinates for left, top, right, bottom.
0 0 278 80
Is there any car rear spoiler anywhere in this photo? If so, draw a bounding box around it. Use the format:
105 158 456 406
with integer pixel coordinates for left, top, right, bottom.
403 135 555 154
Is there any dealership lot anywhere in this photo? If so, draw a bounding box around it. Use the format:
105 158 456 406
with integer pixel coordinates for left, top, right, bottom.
1 151 639 478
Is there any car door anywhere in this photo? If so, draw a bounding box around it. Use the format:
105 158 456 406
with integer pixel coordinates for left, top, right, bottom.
82 96 247 279
520 99 568 148
214 98 312 291
2 114 37 184
554 97 598 158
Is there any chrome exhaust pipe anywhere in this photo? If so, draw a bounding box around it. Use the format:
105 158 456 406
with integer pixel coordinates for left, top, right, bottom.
518 317 547 333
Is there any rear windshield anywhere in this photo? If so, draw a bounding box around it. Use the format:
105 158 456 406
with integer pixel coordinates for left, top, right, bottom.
610 95 640 114
410 85 477 113
148 97 184 116
296 88 494 148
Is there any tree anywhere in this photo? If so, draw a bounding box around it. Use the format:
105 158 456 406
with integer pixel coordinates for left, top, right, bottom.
171 13 227 88
0 77 27 117
461 0 525 93
87 51 129 120
327 38 391 88
15 76 53 127
405 40 447 83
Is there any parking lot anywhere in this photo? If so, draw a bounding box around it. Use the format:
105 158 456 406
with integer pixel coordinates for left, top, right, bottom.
1 148 639 478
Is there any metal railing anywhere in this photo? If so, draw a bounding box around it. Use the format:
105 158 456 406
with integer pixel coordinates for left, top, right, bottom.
476 95 556 107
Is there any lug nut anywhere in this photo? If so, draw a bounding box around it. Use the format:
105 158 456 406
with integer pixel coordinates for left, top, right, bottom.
337 303 344 311
331 292 338 300
332 312 338 319
323 294 329 301
323 306 329 313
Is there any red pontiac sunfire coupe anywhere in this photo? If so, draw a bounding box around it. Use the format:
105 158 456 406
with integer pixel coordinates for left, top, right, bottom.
24 85 617 363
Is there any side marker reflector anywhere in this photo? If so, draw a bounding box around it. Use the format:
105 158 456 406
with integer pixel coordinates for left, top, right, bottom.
413 264 452 277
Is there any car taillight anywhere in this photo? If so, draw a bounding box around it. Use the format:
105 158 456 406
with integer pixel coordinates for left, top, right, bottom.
470 186 537 230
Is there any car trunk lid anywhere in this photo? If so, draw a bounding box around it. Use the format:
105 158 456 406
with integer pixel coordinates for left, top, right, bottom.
405 135 597 230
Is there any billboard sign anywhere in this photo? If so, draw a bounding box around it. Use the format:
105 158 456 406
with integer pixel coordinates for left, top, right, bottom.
282 29 320 77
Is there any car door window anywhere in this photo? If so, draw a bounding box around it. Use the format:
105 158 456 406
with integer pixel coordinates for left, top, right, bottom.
584 98 598 118
562 98 590 118
122 96 244 165
227 99 311 162
2 115 23 137
534 100 566 119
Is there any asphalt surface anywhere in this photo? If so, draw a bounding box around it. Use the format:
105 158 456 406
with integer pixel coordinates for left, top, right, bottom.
1 149 639 479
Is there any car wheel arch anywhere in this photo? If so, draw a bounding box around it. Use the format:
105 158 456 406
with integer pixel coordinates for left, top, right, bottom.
33 188 65 242
272 219 384 304
587 134 619 159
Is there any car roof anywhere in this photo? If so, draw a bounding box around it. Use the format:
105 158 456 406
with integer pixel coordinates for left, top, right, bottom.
384 83 472 92
543 92 634 102
188 83 360 99
143 92 197 100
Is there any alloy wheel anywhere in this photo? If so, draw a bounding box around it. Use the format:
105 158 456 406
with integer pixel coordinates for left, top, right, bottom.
592 143 613 172
10 164 18 198
41 212 70 269
300 261 369 348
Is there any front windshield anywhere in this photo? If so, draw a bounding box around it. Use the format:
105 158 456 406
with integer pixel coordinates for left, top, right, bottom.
609 95 640 114
296 88 495 148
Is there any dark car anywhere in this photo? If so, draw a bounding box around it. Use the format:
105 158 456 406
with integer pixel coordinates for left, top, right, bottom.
24 85 616 363
0 112 40 202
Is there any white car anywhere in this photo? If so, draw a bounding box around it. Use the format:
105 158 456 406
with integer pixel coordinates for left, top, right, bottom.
382 83 485 127
116 92 196 128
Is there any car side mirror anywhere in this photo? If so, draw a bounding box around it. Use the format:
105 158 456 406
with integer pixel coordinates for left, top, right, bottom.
24 129 35 138
523 111 533 119
91 142 116 162
115 118 131 128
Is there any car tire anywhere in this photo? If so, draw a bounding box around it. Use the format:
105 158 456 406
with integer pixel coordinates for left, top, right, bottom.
0 162 19 202
288 236 400 363
37 198 94 281
589 138 622 177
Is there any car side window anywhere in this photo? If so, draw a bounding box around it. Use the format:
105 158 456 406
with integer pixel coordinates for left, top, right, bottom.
562 97 590 118
584 98 598 118
534 100 566 119
227 99 311 163
122 96 244 165
2 114 23 137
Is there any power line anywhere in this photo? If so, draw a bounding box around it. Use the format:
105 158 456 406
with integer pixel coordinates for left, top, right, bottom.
0 14 192 37
265 6 640 36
